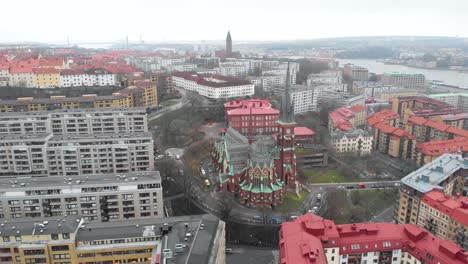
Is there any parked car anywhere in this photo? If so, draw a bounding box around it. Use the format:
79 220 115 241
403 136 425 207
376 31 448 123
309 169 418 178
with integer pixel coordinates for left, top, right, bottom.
225 248 233 254
176 154 180 160
357 183 366 189
269 217 282 224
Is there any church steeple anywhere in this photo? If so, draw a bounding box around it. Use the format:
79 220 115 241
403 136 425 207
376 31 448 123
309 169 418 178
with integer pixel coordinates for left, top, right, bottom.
226 31 232 56
279 62 294 124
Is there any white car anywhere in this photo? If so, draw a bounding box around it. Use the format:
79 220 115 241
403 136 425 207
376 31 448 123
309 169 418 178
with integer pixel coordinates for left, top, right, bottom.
176 154 180 160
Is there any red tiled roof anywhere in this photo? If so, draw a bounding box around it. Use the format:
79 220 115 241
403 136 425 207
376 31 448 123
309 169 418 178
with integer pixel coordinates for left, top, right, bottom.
367 109 400 126
280 214 468 264
329 111 353 131
408 116 468 138
294 126 316 137
9 67 33 74
32 68 59 74
422 190 468 227
225 98 280 116
228 107 279 115
416 137 468 156
350 104 366 112
372 122 415 139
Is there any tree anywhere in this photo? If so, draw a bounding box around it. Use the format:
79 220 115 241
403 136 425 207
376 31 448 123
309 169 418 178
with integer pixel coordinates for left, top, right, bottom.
296 59 329 84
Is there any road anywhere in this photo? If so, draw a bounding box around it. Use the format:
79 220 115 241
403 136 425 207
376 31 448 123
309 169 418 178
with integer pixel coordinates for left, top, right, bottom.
148 87 189 122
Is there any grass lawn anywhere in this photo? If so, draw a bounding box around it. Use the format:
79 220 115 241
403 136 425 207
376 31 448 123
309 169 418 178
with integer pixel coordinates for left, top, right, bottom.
277 190 308 210
304 169 362 183
323 188 398 224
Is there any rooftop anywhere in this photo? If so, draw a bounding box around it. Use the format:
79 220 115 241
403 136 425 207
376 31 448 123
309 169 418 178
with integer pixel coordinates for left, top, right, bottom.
0 215 82 237
0 171 161 192
401 154 468 194
416 137 468 156
429 93 468 98
366 109 400 126
294 126 316 137
421 190 468 227
408 116 468 138
280 213 468 264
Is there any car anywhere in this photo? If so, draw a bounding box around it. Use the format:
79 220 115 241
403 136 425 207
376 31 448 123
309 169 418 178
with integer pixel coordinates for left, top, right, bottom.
290 216 298 220
168 153 173 158
199 161 204 166
155 154 165 160
357 183 366 189
225 248 233 254
337 186 345 190
179 169 184 176
176 154 180 160
269 217 282 224
204 179 210 187
316 194 322 200
253 215 262 221
201 168 206 176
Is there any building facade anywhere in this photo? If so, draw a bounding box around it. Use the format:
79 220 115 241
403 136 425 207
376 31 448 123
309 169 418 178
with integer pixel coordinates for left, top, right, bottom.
32 68 60 88
343 63 369 81
224 98 279 135
279 213 468 264
290 84 321 114
381 72 425 89
429 93 468 112
0 214 225 264
418 190 468 249
331 129 373 156
0 172 163 222
397 154 467 225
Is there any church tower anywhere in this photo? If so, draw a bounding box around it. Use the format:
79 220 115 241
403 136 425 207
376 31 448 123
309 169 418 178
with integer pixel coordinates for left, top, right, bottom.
277 62 297 186
226 31 232 56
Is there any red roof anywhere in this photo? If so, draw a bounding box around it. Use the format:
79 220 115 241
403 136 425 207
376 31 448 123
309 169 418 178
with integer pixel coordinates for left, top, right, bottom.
280 214 468 264
350 104 366 112
32 68 59 74
372 122 415 139
408 116 468 138
9 67 33 74
38 58 64 67
294 127 316 137
329 111 353 132
416 137 468 156
225 98 280 116
421 190 468 227
367 109 400 126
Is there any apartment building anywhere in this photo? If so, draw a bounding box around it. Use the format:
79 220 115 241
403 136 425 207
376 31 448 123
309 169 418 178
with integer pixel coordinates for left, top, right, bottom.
328 105 367 133
0 81 158 112
0 66 10 86
290 84 321 114
343 63 369 81
9 67 36 88
397 154 467 225
429 93 468 112
307 70 342 86
247 74 285 93
173 72 254 99
392 96 452 117
0 132 153 177
59 69 117 87
0 172 163 222
406 116 468 142
369 121 416 159
0 214 225 264
418 190 468 249
375 89 419 101
381 72 425 89
438 113 468 130
331 129 373 156
414 137 468 166
32 68 60 88
224 98 279 135
149 71 174 98
279 213 468 264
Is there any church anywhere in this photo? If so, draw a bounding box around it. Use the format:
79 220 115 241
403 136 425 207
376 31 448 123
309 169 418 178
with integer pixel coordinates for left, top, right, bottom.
212 64 298 207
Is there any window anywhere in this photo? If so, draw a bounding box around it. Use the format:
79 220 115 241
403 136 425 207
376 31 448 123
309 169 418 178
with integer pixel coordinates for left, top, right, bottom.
51 234 59 240
2 236 10 242
15 236 21 242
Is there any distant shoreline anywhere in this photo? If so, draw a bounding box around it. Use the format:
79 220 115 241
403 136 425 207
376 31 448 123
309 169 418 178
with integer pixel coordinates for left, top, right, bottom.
379 60 468 73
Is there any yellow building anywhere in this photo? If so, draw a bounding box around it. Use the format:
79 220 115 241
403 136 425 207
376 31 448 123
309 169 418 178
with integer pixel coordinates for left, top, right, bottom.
396 154 466 225
118 80 158 109
0 214 226 264
376 89 417 101
33 68 60 88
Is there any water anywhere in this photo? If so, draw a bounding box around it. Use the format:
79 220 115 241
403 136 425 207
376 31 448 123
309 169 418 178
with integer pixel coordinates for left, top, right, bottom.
337 59 468 87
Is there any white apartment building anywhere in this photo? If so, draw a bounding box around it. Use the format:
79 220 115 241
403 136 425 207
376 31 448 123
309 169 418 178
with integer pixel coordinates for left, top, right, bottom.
60 69 117 87
173 73 254 99
216 64 248 77
331 129 373 156
0 171 163 222
170 63 197 72
381 72 425 89
264 66 297 85
290 84 322 114
9 70 36 88
0 132 154 177
247 75 285 93
0 108 148 136
0 67 9 86
160 58 186 68
429 93 468 112
307 70 342 85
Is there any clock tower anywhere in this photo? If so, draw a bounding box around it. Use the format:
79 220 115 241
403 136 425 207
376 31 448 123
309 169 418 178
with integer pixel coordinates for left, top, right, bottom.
277 62 296 186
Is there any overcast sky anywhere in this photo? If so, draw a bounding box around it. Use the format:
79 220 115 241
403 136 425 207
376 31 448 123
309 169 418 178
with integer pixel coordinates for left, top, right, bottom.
2 0 467 43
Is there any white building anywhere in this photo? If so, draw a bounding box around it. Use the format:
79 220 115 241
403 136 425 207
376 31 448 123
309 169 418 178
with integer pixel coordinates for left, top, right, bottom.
216 63 248 77
0 171 163 222
331 129 373 156
173 73 254 99
170 63 197 72
290 84 322 114
0 67 9 86
0 108 147 136
60 69 116 87
247 74 285 93
429 93 468 112
0 132 154 177
307 70 342 86
9 68 36 88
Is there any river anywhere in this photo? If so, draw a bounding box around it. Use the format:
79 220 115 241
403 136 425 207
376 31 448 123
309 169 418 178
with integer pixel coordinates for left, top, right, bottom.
337 59 468 87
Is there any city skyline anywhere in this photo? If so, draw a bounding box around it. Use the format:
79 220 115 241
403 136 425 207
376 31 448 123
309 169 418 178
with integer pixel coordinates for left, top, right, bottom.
2 0 467 43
